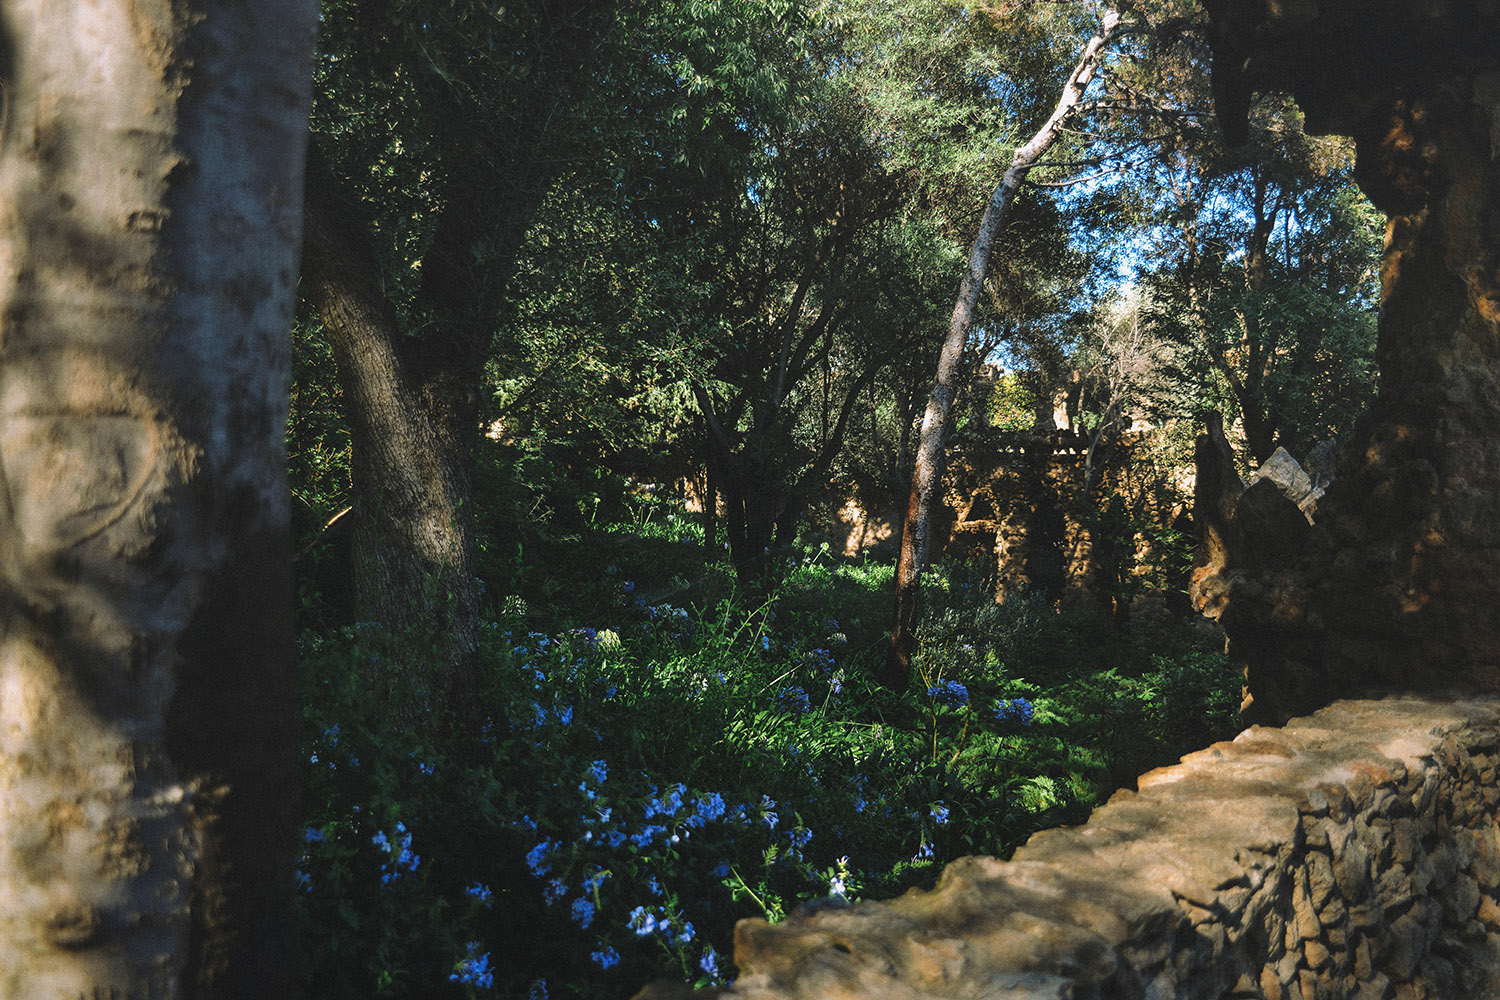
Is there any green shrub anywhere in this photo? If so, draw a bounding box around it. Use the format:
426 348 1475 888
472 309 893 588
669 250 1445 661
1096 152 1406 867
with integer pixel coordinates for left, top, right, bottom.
296 513 1240 998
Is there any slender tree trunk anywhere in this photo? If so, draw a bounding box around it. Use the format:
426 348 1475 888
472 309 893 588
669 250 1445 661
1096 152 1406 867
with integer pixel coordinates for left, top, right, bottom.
0 1 314 995
702 463 719 552
884 12 1123 688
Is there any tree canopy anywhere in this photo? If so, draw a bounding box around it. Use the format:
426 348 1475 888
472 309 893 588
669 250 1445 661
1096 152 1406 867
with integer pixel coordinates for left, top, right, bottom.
282 0 1391 995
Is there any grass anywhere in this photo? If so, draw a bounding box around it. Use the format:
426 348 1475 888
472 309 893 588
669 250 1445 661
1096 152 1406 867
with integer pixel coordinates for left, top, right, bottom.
295 492 1241 999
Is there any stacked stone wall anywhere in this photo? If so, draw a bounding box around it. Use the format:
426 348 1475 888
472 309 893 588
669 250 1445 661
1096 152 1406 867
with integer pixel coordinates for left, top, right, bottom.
641 696 1500 1000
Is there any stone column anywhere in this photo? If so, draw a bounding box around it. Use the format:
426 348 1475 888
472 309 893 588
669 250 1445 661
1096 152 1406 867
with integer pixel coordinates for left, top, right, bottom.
1197 0 1500 721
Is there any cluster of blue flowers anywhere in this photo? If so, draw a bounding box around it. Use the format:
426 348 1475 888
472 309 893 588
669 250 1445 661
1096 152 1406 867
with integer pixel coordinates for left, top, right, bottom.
453 608 1049 995
511 730 836 992
449 942 494 989
776 684 811 714
994 697 1035 726
628 904 694 946
926 680 969 709
371 822 420 885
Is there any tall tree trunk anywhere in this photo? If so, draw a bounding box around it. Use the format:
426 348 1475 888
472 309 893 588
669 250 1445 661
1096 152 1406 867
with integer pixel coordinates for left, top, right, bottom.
0 1 314 995
300 158 480 723
884 12 1124 689
297 2 618 722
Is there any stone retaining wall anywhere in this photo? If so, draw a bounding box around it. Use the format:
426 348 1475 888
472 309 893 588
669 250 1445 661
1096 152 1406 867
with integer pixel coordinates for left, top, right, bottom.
643 696 1500 999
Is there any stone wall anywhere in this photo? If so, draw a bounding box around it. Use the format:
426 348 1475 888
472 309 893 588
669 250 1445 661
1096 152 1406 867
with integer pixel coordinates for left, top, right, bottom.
1190 0 1500 723
639 696 1500 999
939 427 1182 608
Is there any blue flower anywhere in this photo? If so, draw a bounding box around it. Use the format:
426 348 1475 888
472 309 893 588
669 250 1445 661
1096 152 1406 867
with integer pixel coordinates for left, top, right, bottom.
527 980 549 1000
629 905 658 936
927 680 969 709
777 685 810 714
590 946 620 970
449 944 494 988
543 878 567 904
699 945 720 977
630 824 667 849
647 782 685 818
588 760 608 785
994 697 1035 726
930 802 950 825
623 580 635 593
556 705 574 726
466 882 494 905
582 870 608 895
914 841 934 861
371 823 419 884
790 826 813 849
711 861 731 879
525 839 556 878
761 635 771 651
571 897 596 928
695 791 726 824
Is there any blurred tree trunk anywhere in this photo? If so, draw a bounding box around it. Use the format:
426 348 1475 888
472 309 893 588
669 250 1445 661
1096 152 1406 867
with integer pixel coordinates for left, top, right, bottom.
0 0 314 995
885 12 1123 689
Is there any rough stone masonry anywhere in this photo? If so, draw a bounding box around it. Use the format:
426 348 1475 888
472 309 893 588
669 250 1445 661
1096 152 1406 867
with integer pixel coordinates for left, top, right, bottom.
1191 0 1500 723
638 695 1500 999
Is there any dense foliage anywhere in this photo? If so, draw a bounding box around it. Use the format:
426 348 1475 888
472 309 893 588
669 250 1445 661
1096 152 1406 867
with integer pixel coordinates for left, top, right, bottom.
288 0 1383 996
297 492 1238 998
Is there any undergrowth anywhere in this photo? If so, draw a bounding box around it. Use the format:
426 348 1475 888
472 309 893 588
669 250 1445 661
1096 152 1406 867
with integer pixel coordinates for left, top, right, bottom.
295 493 1240 999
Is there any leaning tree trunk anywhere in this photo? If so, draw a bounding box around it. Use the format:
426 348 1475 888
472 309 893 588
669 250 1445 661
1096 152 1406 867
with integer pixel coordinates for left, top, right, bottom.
0 1 314 996
884 12 1123 689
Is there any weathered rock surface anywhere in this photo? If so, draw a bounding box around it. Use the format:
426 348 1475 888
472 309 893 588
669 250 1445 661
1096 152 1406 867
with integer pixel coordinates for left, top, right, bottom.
1248 447 1321 521
1189 0 1500 723
636 695 1500 999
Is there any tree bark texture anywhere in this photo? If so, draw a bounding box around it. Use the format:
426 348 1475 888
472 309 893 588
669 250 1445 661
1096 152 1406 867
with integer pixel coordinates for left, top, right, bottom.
884 12 1123 689
300 159 480 722
0 1 314 997
1197 0 1500 722
296 2 617 719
